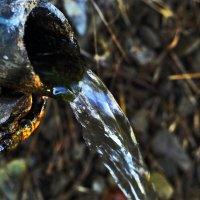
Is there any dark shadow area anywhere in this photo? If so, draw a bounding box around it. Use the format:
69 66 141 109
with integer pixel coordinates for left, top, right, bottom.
24 5 84 87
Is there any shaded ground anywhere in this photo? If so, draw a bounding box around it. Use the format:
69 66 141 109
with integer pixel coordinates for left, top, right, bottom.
0 0 200 199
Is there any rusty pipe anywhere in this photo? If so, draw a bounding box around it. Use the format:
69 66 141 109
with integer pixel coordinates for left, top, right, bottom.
0 0 86 151
0 0 85 95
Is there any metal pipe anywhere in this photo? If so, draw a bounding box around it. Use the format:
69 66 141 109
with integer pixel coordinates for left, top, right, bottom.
0 0 85 95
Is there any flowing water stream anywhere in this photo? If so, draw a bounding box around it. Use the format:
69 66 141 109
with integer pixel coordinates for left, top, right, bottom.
52 69 155 200
1 1 155 198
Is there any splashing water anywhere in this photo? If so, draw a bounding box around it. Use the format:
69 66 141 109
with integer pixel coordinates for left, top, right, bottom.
53 70 155 200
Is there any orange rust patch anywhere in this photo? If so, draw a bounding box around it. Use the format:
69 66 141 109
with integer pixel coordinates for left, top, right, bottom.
21 109 45 141
9 97 46 150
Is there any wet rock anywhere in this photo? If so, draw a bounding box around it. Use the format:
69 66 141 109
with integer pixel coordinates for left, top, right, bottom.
139 25 162 49
146 10 160 30
92 176 106 194
126 37 156 66
157 157 178 178
178 97 196 117
152 130 192 172
150 172 174 200
132 110 149 143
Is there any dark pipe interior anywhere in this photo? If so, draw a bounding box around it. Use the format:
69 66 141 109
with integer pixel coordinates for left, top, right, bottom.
24 6 85 88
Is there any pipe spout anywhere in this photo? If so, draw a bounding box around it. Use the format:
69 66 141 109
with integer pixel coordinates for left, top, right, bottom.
0 0 85 95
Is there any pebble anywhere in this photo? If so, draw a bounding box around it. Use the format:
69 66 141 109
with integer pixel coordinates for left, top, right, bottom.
139 25 162 49
152 130 192 172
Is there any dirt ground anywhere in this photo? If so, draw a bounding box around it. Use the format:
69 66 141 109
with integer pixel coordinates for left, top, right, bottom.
0 0 200 199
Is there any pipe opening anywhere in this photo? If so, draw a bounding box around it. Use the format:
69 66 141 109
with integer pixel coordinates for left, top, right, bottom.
24 5 84 87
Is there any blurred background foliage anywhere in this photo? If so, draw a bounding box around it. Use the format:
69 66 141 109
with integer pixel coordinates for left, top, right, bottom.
1 0 200 199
